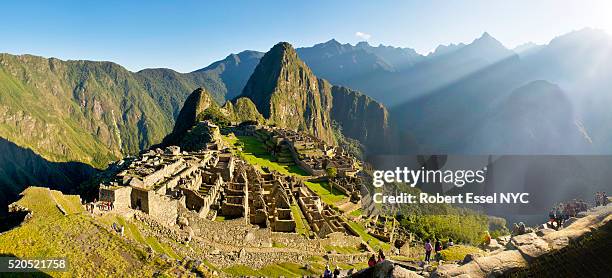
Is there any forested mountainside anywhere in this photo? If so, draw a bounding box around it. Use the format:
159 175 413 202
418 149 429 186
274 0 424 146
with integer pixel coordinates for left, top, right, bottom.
0 42 391 213
237 42 390 151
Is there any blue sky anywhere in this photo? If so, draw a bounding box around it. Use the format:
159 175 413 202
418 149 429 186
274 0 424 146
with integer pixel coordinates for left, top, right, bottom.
1 0 610 72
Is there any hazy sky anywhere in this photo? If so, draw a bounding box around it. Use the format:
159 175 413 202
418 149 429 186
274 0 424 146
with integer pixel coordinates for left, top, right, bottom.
1 0 610 72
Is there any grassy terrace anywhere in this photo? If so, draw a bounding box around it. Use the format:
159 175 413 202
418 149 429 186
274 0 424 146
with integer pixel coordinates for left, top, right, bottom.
223 256 368 277
290 203 311 236
222 134 347 205
0 187 166 277
347 220 390 252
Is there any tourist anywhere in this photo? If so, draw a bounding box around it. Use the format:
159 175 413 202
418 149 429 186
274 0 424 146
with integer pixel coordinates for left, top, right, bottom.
518 223 526 235
548 208 556 226
333 266 341 278
368 254 376 267
323 265 332 278
595 192 601 207
483 231 491 245
435 239 442 253
555 205 563 229
377 249 385 263
424 239 433 262
603 192 609 206
447 238 454 247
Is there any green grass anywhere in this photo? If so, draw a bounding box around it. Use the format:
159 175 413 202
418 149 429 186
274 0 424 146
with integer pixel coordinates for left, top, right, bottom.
226 135 309 176
291 203 310 236
223 259 368 277
304 181 347 205
50 190 84 214
350 208 363 217
324 245 363 254
145 237 180 260
224 134 347 206
346 220 390 252
223 263 309 277
0 187 163 277
439 245 484 261
272 241 288 248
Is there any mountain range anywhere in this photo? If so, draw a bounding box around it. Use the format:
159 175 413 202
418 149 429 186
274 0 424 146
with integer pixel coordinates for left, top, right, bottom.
2 28 612 212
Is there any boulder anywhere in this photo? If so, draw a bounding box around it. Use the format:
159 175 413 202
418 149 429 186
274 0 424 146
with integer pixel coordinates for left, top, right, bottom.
352 261 423 278
462 253 481 264
432 250 527 278
535 228 555 237
510 232 538 248
391 265 424 278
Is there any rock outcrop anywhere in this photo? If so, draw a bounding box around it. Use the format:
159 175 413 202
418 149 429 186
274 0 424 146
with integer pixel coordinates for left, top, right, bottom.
239 42 335 143
330 85 390 153
224 97 265 124
353 260 423 278
161 88 217 145
432 204 612 277
237 42 392 151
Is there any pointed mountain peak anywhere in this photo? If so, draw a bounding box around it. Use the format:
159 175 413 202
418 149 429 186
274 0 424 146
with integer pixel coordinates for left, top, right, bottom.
473 32 503 46
271 41 296 52
466 32 511 58
480 32 493 39
162 88 217 145
266 42 300 62
238 42 335 143
324 38 341 45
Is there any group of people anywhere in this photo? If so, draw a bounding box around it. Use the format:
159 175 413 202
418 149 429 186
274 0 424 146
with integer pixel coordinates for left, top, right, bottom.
111 222 124 237
548 199 589 229
85 199 114 213
424 238 450 262
322 265 341 278
367 249 386 267
595 192 609 207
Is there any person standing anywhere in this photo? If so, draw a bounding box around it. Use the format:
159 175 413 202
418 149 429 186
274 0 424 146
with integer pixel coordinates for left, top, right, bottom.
377 249 385 263
333 266 341 278
323 265 332 278
368 254 376 267
424 239 433 262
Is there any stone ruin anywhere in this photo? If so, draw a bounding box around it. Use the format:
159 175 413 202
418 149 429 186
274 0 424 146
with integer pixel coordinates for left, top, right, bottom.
98 125 363 240
296 186 352 238
247 125 360 178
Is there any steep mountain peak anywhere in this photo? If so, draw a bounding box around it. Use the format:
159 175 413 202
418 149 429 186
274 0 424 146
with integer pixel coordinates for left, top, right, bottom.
323 38 342 46
162 87 217 145
471 31 506 49
239 42 335 143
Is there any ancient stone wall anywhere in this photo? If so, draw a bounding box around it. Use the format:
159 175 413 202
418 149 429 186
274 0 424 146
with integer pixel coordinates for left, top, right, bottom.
130 187 151 212
148 193 179 227
112 186 132 210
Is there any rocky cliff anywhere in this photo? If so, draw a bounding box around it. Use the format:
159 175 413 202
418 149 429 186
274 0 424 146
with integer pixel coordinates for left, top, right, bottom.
331 86 390 153
161 88 218 146
238 42 391 150
239 42 335 143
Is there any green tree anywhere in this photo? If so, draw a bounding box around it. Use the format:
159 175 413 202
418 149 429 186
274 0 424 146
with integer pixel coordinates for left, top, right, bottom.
326 167 337 179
